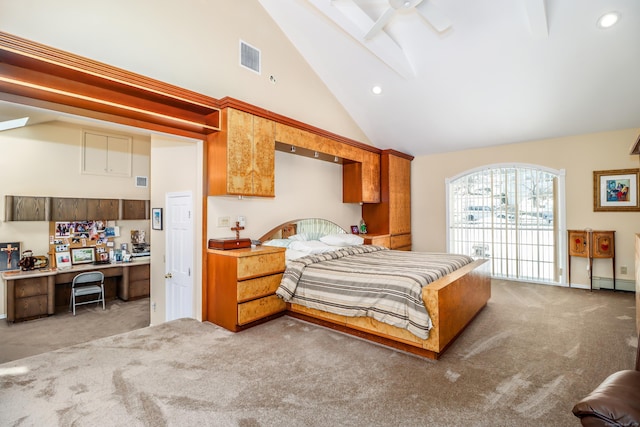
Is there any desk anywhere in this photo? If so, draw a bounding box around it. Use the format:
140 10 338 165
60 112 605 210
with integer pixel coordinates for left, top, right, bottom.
2 259 150 322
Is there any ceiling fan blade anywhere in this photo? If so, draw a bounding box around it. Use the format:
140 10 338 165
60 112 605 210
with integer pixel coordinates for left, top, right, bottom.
415 0 452 32
364 7 397 40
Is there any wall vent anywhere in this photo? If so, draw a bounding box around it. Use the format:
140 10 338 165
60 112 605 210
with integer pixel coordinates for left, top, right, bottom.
240 40 261 74
135 176 148 188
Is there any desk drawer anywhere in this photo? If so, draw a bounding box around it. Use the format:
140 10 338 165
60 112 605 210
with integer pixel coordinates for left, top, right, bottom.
14 278 48 298
237 294 285 325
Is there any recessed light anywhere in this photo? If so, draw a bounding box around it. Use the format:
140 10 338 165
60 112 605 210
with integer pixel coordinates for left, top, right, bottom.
597 12 620 29
371 86 382 95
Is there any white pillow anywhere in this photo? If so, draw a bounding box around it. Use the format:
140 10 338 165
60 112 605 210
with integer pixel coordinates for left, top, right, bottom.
287 233 309 241
289 240 337 254
262 239 291 248
320 233 364 246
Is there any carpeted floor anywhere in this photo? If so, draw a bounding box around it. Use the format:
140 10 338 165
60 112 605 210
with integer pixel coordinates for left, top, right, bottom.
0 281 636 427
0 297 150 363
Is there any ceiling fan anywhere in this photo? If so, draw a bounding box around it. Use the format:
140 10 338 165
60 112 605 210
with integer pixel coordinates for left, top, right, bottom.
364 0 452 39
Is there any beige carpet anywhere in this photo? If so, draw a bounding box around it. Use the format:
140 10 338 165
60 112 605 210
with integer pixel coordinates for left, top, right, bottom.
0 281 637 427
0 297 150 363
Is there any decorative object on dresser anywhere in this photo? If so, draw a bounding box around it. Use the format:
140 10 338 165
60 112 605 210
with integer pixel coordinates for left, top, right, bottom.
568 229 615 290
208 238 251 250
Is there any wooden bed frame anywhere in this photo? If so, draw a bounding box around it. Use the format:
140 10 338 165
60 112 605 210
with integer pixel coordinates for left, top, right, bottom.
260 219 492 360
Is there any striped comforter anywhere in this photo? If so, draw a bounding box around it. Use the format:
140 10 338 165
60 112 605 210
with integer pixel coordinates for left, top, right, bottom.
276 245 474 339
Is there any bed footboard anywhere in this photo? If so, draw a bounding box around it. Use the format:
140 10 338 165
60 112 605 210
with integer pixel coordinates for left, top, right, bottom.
287 259 491 359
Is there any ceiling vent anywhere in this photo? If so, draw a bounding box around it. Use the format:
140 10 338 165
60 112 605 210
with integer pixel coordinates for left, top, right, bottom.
135 176 148 188
240 40 261 74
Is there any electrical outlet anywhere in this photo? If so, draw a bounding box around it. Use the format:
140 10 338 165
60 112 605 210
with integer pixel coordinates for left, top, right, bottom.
152 302 156 312
218 216 230 227
620 265 627 275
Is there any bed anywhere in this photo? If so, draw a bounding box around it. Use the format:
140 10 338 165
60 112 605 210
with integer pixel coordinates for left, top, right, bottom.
259 219 491 360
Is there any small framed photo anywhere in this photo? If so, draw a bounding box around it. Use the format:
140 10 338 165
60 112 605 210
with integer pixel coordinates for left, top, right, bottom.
152 208 163 230
0 242 21 271
56 251 72 269
593 168 640 212
70 247 95 265
55 222 71 238
350 225 360 234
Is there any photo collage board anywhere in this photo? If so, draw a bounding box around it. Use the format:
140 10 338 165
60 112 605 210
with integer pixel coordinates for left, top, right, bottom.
49 220 117 268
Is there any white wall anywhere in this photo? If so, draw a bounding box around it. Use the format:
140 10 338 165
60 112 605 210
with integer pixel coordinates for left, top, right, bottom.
207 152 362 241
0 121 151 317
149 135 203 326
412 128 640 288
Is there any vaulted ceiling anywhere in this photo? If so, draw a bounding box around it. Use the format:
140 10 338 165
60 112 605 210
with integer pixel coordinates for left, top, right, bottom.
258 0 640 155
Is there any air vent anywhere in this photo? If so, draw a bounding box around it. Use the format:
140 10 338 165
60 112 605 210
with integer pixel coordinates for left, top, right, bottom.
240 40 261 74
135 176 148 188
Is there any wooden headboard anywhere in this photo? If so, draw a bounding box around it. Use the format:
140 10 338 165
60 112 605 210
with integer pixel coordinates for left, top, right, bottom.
259 218 347 242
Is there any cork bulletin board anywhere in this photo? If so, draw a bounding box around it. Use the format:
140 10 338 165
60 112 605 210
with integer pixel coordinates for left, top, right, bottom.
49 220 115 268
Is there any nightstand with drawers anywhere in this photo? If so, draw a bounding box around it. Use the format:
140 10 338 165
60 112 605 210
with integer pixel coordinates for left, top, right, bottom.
206 245 286 331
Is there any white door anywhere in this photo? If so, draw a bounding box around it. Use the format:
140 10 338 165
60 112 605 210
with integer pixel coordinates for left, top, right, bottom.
165 192 194 321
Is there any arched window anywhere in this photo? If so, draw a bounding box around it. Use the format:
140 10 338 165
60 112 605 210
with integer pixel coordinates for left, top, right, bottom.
447 164 565 283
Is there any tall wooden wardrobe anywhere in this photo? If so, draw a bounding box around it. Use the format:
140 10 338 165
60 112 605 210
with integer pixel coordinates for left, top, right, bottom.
362 150 413 250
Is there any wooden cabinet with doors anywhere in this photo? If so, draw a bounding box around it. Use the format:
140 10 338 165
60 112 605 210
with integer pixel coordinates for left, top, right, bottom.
87 198 119 220
274 121 380 204
342 152 381 204
51 197 88 221
121 199 149 220
362 150 413 250
568 229 615 290
4 195 50 221
206 246 286 331
208 108 275 197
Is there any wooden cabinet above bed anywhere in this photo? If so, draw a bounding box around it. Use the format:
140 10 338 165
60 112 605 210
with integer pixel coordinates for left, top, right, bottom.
363 150 413 250
207 108 275 197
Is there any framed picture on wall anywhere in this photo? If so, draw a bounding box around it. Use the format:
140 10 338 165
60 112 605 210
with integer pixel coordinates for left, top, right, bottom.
71 247 95 265
0 242 21 271
593 168 640 212
152 208 163 230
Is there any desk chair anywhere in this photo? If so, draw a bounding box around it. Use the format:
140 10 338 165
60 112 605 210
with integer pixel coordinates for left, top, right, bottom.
69 271 105 315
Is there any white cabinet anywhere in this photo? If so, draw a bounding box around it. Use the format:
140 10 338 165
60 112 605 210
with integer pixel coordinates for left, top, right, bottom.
82 131 132 176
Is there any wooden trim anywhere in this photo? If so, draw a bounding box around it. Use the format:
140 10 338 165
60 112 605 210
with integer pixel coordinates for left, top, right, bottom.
381 149 414 161
0 31 220 137
218 97 381 155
